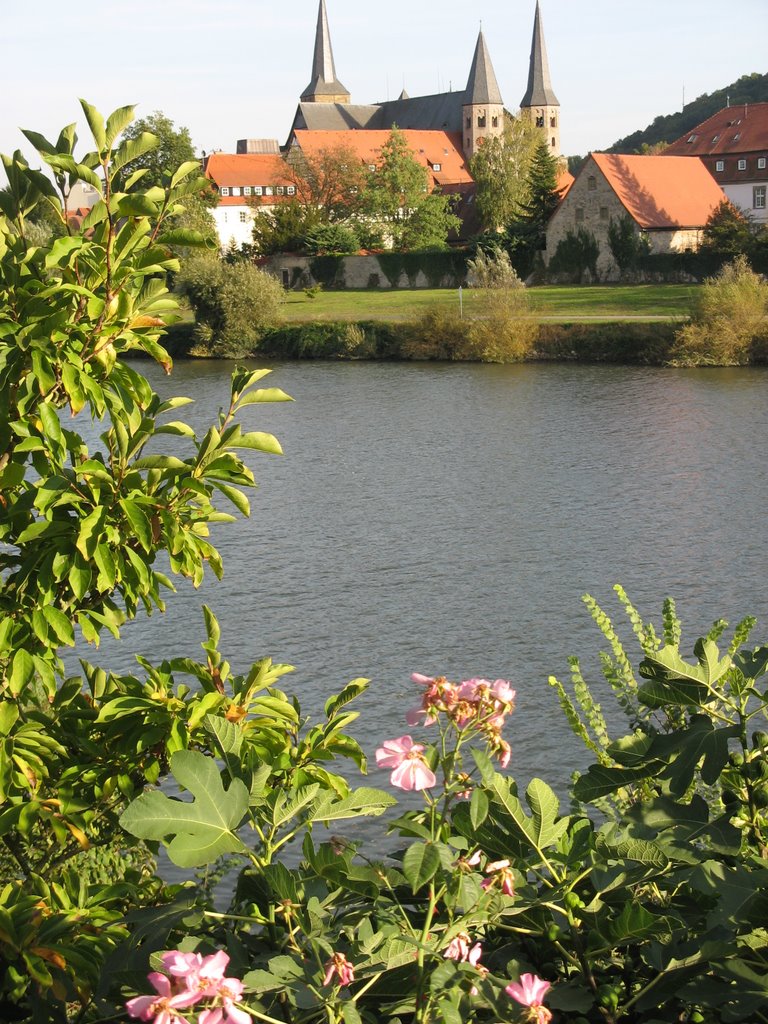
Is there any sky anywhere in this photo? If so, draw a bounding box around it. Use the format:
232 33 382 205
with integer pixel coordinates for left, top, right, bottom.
1 0 765 163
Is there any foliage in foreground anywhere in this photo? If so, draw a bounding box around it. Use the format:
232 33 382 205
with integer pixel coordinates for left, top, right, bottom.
671 254 768 365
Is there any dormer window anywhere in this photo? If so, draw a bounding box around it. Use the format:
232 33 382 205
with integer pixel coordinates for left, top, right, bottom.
432 162 441 172
220 187 230 196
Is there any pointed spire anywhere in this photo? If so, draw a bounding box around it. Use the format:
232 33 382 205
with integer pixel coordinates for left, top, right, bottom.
398 87 410 101
520 1 559 107
301 0 350 102
465 29 503 105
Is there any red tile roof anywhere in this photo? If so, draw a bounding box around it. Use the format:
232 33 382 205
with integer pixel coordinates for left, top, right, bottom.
203 152 293 205
293 129 473 186
664 102 768 157
591 153 726 228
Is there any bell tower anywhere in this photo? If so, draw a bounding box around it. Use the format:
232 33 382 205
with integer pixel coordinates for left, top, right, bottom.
301 0 351 104
519 1 560 157
462 30 505 161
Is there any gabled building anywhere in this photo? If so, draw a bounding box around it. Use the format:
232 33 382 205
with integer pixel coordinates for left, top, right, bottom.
663 103 768 225
203 153 296 249
545 153 727 281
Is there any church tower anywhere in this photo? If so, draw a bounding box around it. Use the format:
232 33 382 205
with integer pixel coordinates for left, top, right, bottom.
519 1 560 157
301 0 351 104
462 30 505 161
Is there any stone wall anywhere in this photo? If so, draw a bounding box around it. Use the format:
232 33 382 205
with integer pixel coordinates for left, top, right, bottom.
264 254 465 290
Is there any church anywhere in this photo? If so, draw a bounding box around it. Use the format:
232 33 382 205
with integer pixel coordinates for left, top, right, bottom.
205 0 562 248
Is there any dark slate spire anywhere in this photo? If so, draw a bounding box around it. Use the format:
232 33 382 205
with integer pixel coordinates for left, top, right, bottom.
464 30 503 105
301 0 350 101
520 1 559 107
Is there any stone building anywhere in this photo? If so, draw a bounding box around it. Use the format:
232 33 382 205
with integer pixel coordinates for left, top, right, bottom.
545 153 727 281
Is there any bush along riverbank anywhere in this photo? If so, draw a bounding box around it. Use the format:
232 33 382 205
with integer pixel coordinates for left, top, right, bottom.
167 318 685 365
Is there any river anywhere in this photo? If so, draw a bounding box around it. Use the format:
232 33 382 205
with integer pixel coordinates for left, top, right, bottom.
90 358 768 800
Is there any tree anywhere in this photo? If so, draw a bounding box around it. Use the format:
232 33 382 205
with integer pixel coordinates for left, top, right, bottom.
608 214 651 278
284 142 368 224
506 139 561 277
469 114 539 232
671 253 768 364
699 199 757 266
118 110 198 188
0 100 296 1018
362 128 459 251
251 198 324 255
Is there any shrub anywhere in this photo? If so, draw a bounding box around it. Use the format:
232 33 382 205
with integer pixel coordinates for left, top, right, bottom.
465 248 520 289
177 255 284 357
670 254 768 365
548 227 600 283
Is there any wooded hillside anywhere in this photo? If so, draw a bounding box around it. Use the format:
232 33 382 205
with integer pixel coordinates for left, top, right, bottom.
608 71 768 153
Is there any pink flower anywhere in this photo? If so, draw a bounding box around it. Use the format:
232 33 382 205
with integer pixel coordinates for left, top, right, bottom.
160 950 230 999
322 952 355 988
375 735 436 791
443 933 483 967
198 978 250 1024
126 972 198 1024
506 974 552 1024
482 859 515 897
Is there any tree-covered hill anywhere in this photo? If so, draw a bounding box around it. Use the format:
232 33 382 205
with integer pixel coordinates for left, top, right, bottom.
608 71 768 153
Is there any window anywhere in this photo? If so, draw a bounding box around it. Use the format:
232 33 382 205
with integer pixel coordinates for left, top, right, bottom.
600 207 609 220
220 187 230 196
535 115 544 128
738 159 747 171
551 137 556 149
243 186 252 196
733 133 741 141
587 176 596 191
687 134 698 143
755 186 766 210
239 211 248 222
265 186 273 196
712 135 719 143
287 186 296 195
715 160 724 172
254 186 263 196
368 164 376 172
232 187 241 196
432 162 441 171
276 186 285 195
492 116 499 127
575 207 584 223
550 116 557 128
758 157 767 169
477 115 486 128
465 117 470 129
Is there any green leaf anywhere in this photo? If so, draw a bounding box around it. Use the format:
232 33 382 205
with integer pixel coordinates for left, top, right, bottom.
105 104 137 147
311 787 397 823
526 777 568 848
119 749 249 867
228 430 283 455
80 99 107 151
402 841 441 893
470 787 489 830
235 388 294 407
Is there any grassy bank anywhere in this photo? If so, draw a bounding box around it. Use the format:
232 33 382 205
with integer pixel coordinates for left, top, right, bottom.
280 284 696 323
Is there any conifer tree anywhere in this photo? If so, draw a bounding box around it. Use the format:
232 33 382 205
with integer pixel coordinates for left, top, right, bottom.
506 140 560 278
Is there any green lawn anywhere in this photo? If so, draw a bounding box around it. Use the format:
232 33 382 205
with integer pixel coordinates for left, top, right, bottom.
279 285 697 323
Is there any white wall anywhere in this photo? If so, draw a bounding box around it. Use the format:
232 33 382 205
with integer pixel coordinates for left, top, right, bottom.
723 183 768 226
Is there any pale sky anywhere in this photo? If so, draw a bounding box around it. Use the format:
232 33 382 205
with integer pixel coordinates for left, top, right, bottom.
1 0 765 163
